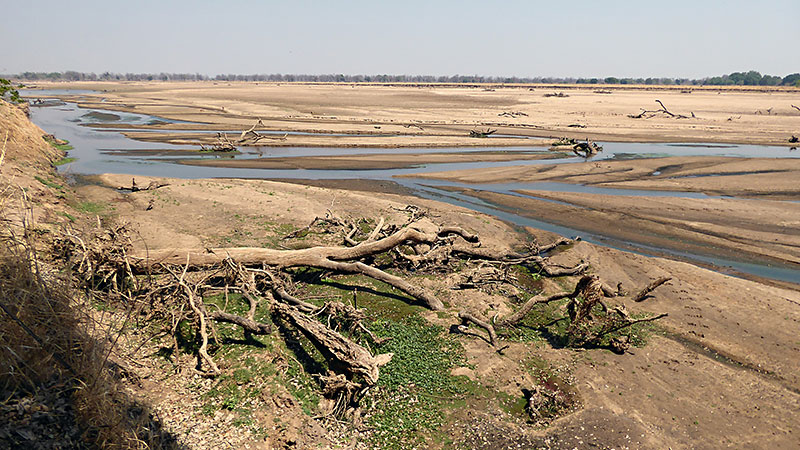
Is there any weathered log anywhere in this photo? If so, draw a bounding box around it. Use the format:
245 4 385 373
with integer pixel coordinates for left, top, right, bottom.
498 291 574 328
177 268 220 374
273 303 392 385
572 140 603 157
469 129 497 138
631 276 671 302
130 225 487 310
118 177 170 192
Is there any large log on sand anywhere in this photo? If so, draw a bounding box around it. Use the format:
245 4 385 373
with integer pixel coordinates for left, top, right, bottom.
129 226 477 311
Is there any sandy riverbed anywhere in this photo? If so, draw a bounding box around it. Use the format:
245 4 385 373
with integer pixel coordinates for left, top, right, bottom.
29 81 800 147
410 155 800 198
178 150 564 170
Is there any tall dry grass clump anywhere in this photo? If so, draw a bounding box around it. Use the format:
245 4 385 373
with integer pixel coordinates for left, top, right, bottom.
0 189 179 448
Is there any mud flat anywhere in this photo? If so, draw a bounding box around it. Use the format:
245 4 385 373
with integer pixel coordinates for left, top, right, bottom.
405 155 800 286
119 129 546 149
434 186 800 284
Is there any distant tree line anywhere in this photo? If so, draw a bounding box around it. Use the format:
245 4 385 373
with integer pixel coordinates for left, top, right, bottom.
6 70 800 87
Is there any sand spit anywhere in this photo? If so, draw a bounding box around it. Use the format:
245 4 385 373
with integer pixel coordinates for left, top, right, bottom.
177 150 563 170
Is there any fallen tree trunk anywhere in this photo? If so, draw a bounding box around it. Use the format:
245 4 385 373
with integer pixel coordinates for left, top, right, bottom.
130 226 485 310
273 302 392 385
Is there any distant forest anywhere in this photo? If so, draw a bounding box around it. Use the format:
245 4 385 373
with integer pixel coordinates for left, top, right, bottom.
8 70 800 87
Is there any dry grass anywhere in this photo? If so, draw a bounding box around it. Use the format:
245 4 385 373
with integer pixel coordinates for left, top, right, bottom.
0 192 180 449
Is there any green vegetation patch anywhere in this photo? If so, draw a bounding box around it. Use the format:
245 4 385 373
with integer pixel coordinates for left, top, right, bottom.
501 294 660 349
192 292 321 421
0 78 23 103
74 201 107 215
364 316 470 449
54 156 77 166
34 175 65 192
42 135 74 151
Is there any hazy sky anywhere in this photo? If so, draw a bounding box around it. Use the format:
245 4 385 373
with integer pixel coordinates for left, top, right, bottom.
3 0 798 78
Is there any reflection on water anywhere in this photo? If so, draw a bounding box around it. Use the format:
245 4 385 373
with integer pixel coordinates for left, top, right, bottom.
25 95 800 284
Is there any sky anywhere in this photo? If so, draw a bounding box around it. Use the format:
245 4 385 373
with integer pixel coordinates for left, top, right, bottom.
3 0 798 79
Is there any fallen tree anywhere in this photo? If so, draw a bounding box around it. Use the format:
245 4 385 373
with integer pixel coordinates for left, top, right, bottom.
469 128 497 138
571 140 603 157
457 274 670 353
200 119 288 151
629 100 692 119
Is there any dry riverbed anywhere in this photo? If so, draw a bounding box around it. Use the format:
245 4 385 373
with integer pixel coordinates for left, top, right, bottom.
30 81 800 147
412 155 800 199
73 173 800 449
16 81 800 448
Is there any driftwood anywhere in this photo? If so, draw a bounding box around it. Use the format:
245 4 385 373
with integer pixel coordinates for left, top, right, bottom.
498 111 528 118
201 132 238 152
118 177 170 192
129 225 490 311
458 274 670 353
572 140 603 157
62 211 670 422
201 119 288 151
543 92 569 98
469 128 497 138
176 263 220 375
629 100 690 119
551 137 577 147
631 276 671 302
550 138 602 157
208 310 272 335
274 302 392 385
791 105 800 113
239 118 266 141
458 311 498 347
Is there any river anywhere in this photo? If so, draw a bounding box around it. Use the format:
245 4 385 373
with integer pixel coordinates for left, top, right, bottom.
24 91 800 285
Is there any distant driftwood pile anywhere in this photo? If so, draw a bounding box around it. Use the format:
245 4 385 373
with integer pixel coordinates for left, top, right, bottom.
201 119 288 151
